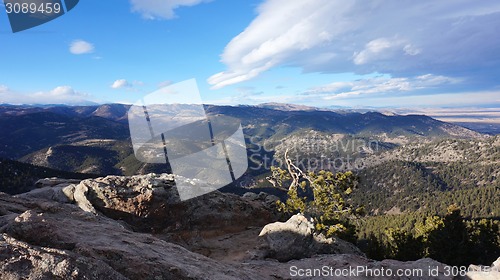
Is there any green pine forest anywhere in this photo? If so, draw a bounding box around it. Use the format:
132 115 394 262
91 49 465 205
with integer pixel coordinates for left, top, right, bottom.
264 136 500 266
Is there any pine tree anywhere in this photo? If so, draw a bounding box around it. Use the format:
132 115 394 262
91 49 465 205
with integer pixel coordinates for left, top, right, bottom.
269 150 363 242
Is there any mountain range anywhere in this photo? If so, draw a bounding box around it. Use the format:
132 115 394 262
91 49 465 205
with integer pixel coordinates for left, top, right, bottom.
0 103 484 178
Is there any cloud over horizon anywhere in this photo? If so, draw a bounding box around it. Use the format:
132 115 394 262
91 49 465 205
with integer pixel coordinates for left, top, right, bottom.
305 74 462 100
208 0 500 90
0 85 94 105
0 85 8 93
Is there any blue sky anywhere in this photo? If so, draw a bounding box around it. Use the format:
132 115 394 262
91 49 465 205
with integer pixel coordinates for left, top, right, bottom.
0 0 500 108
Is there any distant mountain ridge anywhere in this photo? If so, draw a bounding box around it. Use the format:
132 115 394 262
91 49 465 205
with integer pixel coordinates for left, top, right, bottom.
0 103 130 122
0 103 484 177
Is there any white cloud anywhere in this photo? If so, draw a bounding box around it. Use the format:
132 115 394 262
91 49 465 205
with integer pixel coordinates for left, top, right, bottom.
31 86 90 100
69 40 95 55
235 86 264 98
207 92 299 106
111 79 131 89
208 0 500 89
0 85 94 105
305 74 462 100
353 37 420 65
351 90 500 108
130 0 210 20
111 79 144 90
0 85 8 93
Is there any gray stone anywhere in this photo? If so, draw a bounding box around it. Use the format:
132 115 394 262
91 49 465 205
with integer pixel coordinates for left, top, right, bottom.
242 192 259 201
15 186 72 203
72 183 97 215
35 178 81 188
264 194 280 205
259 214 363 262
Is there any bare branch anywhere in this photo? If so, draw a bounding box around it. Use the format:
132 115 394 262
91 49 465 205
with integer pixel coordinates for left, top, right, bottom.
284 149 314 191
265 176 288 191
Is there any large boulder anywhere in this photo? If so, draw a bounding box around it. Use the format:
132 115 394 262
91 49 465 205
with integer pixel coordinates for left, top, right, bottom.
259 214 363 262
21 174 278 235
15 186 74 204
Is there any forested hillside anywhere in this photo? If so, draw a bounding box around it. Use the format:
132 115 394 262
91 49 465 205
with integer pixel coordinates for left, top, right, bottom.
0 158 98 194
352 136 499 214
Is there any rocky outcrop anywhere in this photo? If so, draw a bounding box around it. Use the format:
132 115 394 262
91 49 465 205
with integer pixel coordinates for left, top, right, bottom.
0 234 127 280
242 191 280 208
0 194 262 280
0 192 460 279
79 174 277 233
19 174 278 235
259 214 363 262
1 175 472 279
